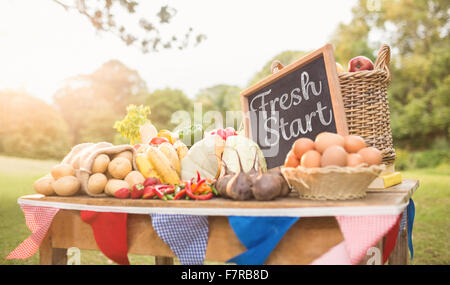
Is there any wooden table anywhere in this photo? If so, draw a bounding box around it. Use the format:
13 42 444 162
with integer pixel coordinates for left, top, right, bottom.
18 180 418 265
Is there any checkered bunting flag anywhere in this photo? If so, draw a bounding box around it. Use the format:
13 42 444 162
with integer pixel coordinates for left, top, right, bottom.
150 214 209 265
6 205 59 260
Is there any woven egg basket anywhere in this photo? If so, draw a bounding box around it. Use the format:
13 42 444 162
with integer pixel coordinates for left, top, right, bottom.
338 44 396 165
282 165 385 200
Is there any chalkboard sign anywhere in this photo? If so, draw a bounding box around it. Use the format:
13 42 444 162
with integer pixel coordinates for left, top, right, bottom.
240 44 348 169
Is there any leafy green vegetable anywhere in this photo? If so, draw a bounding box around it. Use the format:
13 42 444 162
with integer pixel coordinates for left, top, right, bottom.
114 104 151 145
176 124 204 147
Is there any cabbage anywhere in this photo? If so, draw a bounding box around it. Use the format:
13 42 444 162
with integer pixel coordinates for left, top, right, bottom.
221 135 267 174
180 134 267 181
180 134 221 180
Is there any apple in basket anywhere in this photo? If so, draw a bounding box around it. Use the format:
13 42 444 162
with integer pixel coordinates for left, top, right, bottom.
348 56 374 72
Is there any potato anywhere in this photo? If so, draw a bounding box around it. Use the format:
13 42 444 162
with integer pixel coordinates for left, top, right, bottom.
92 154 110 174
124 171 145 187
33 175 55 196
105 179 130 196
87 173 108 194
108 157 132 179
51 164 75 180
53 176 80 196
113 151 133 163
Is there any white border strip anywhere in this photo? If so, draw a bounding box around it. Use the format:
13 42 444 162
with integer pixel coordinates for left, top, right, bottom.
18 198 408 217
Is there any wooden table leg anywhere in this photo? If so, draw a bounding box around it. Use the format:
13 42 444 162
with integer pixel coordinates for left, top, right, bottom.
40 229 67 265
154 256 174 265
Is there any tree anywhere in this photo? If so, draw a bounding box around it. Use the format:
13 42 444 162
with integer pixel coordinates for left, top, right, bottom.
139 88 193 132
0 90 71 159
89 60 148 112
54 60 148 145
248 50 309 86
329 7 374 65
52 0 206 53
331 0 450 148
373 0 450 148
195 84 242 130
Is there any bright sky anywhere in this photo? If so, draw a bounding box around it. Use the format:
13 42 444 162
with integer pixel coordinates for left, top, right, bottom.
0 0 356 103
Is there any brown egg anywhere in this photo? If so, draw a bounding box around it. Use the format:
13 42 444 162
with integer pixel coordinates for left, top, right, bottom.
321 146 348 167
292 138 315 159
344 135 366 153
284 150 300 168
315 132 345 153
300 150 322 168
347 153 364 167
358 147 382 166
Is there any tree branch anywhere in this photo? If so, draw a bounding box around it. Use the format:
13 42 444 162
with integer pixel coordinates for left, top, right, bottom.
50 0 206 53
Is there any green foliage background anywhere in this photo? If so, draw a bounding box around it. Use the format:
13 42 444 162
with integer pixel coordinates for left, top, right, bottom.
0 91 71 159
331 0 450 149
141 88 194 132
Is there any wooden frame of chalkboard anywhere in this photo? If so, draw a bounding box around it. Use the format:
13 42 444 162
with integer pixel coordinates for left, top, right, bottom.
240 44 348 169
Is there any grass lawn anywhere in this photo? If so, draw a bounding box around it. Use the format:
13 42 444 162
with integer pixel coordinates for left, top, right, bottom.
0 155 158 265
402 166 450 265
0 155 448 265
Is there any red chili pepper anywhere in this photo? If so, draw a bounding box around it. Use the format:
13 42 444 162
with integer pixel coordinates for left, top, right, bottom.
174 189 186 200
187 191 213 200
197 192 213 200
153 187 165 199
185 181 193 197
163 188 175 195
152 184 175 196
186 189 197 199
193 179 206 193
185 180 213 200
196 171 201 183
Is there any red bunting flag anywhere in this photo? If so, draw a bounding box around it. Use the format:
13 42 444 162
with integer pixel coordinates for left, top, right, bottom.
80 211 129 265
382 214 402 264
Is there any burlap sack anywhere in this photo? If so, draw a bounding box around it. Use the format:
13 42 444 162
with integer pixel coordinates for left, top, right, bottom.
62 142 138 197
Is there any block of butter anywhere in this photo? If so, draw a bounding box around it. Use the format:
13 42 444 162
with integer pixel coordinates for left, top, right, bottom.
368 171 402 189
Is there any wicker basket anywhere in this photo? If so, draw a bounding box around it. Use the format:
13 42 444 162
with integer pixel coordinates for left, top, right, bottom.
338 44 396 165
281 165 385 200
